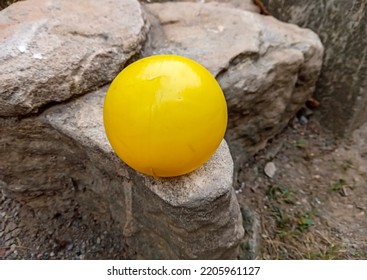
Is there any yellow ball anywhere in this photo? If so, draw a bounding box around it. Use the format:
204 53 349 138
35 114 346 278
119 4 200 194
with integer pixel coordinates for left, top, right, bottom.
103 55 227 177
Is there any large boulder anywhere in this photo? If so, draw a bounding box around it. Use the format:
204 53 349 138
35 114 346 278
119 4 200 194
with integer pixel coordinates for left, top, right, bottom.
263 0 367 136
0 86 244 259
0 0 148 116
143 1 324 171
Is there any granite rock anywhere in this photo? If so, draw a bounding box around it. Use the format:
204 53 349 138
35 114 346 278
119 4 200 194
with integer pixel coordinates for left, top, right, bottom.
0 0 148 116
0 86 243 259
143 1 323 169
263 0 367 136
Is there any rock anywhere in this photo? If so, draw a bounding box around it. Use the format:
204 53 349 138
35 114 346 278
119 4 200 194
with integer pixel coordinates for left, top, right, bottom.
4 237 12 246
141 0 261 13
264 0 367 136
11 228 20 237
42 86 243 259
5 221 16 232
66 243 74 251
0 0 148 116
203 0 261 12
239 207 260 259
143 1 323 166
264 162 277 178
0 0 325 260
10 244 16 252
1 83 243 259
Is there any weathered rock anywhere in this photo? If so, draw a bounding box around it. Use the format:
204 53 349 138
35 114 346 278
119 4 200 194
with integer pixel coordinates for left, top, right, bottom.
263 0 367 136
141 0 261 13
1 0 325 260
238 207 260 260
0 85 244 259
43 86 244 259
143 1 323 170
0 0 148 116
264 162 277 178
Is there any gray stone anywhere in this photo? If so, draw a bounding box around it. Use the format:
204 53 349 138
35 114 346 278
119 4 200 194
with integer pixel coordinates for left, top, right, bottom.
264 162 277 178
0 0 148 116
42 86 243 259
263 0 367 136
5 221 16 232
66 243 74 251
239 207 260 260
141 0 261 13
143 1 323 168
4 235 12 247
11 228 20 237
10 243 16 252
0 0 326 260
1 84 243 259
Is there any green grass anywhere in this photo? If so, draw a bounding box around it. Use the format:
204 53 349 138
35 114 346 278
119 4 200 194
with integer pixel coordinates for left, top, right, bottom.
328 178 347 191
267 184 295 204
297 212 314 232
307 244 345 260
294 139 308 149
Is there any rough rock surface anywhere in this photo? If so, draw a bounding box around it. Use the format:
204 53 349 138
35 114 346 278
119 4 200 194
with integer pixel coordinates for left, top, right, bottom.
0 0 148 116
142 0 261 13
0 85 244 259
0 0 325 260
143 1 323 171
263 0 367 136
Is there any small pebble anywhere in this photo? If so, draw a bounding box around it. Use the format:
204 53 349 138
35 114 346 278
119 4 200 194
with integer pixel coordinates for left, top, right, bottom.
67 243 74 251
96 237 101 244
299 115 308 125
10 244 16 252
5 233 12 242
264 162 277 178
5 222 16 232
11 228 21 237
50 252 55 257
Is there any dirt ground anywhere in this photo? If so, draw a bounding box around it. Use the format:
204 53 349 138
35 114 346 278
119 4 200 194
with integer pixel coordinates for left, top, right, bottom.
236 114 367 259
1 113 367 260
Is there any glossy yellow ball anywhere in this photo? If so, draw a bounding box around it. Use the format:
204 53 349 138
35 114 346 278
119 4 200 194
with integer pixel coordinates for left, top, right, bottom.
103 55 227 177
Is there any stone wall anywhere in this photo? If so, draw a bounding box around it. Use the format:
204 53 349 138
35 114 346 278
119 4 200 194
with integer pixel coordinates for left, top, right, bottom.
1 0 324 259
263 0 367 136
141 1 323 180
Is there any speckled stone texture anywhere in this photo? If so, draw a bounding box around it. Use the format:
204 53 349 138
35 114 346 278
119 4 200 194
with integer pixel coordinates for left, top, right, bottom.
1 0 325 259
43 86 243 259
143 1 323 176
0 0 148 116
1 86 243 259
263 0 367 136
